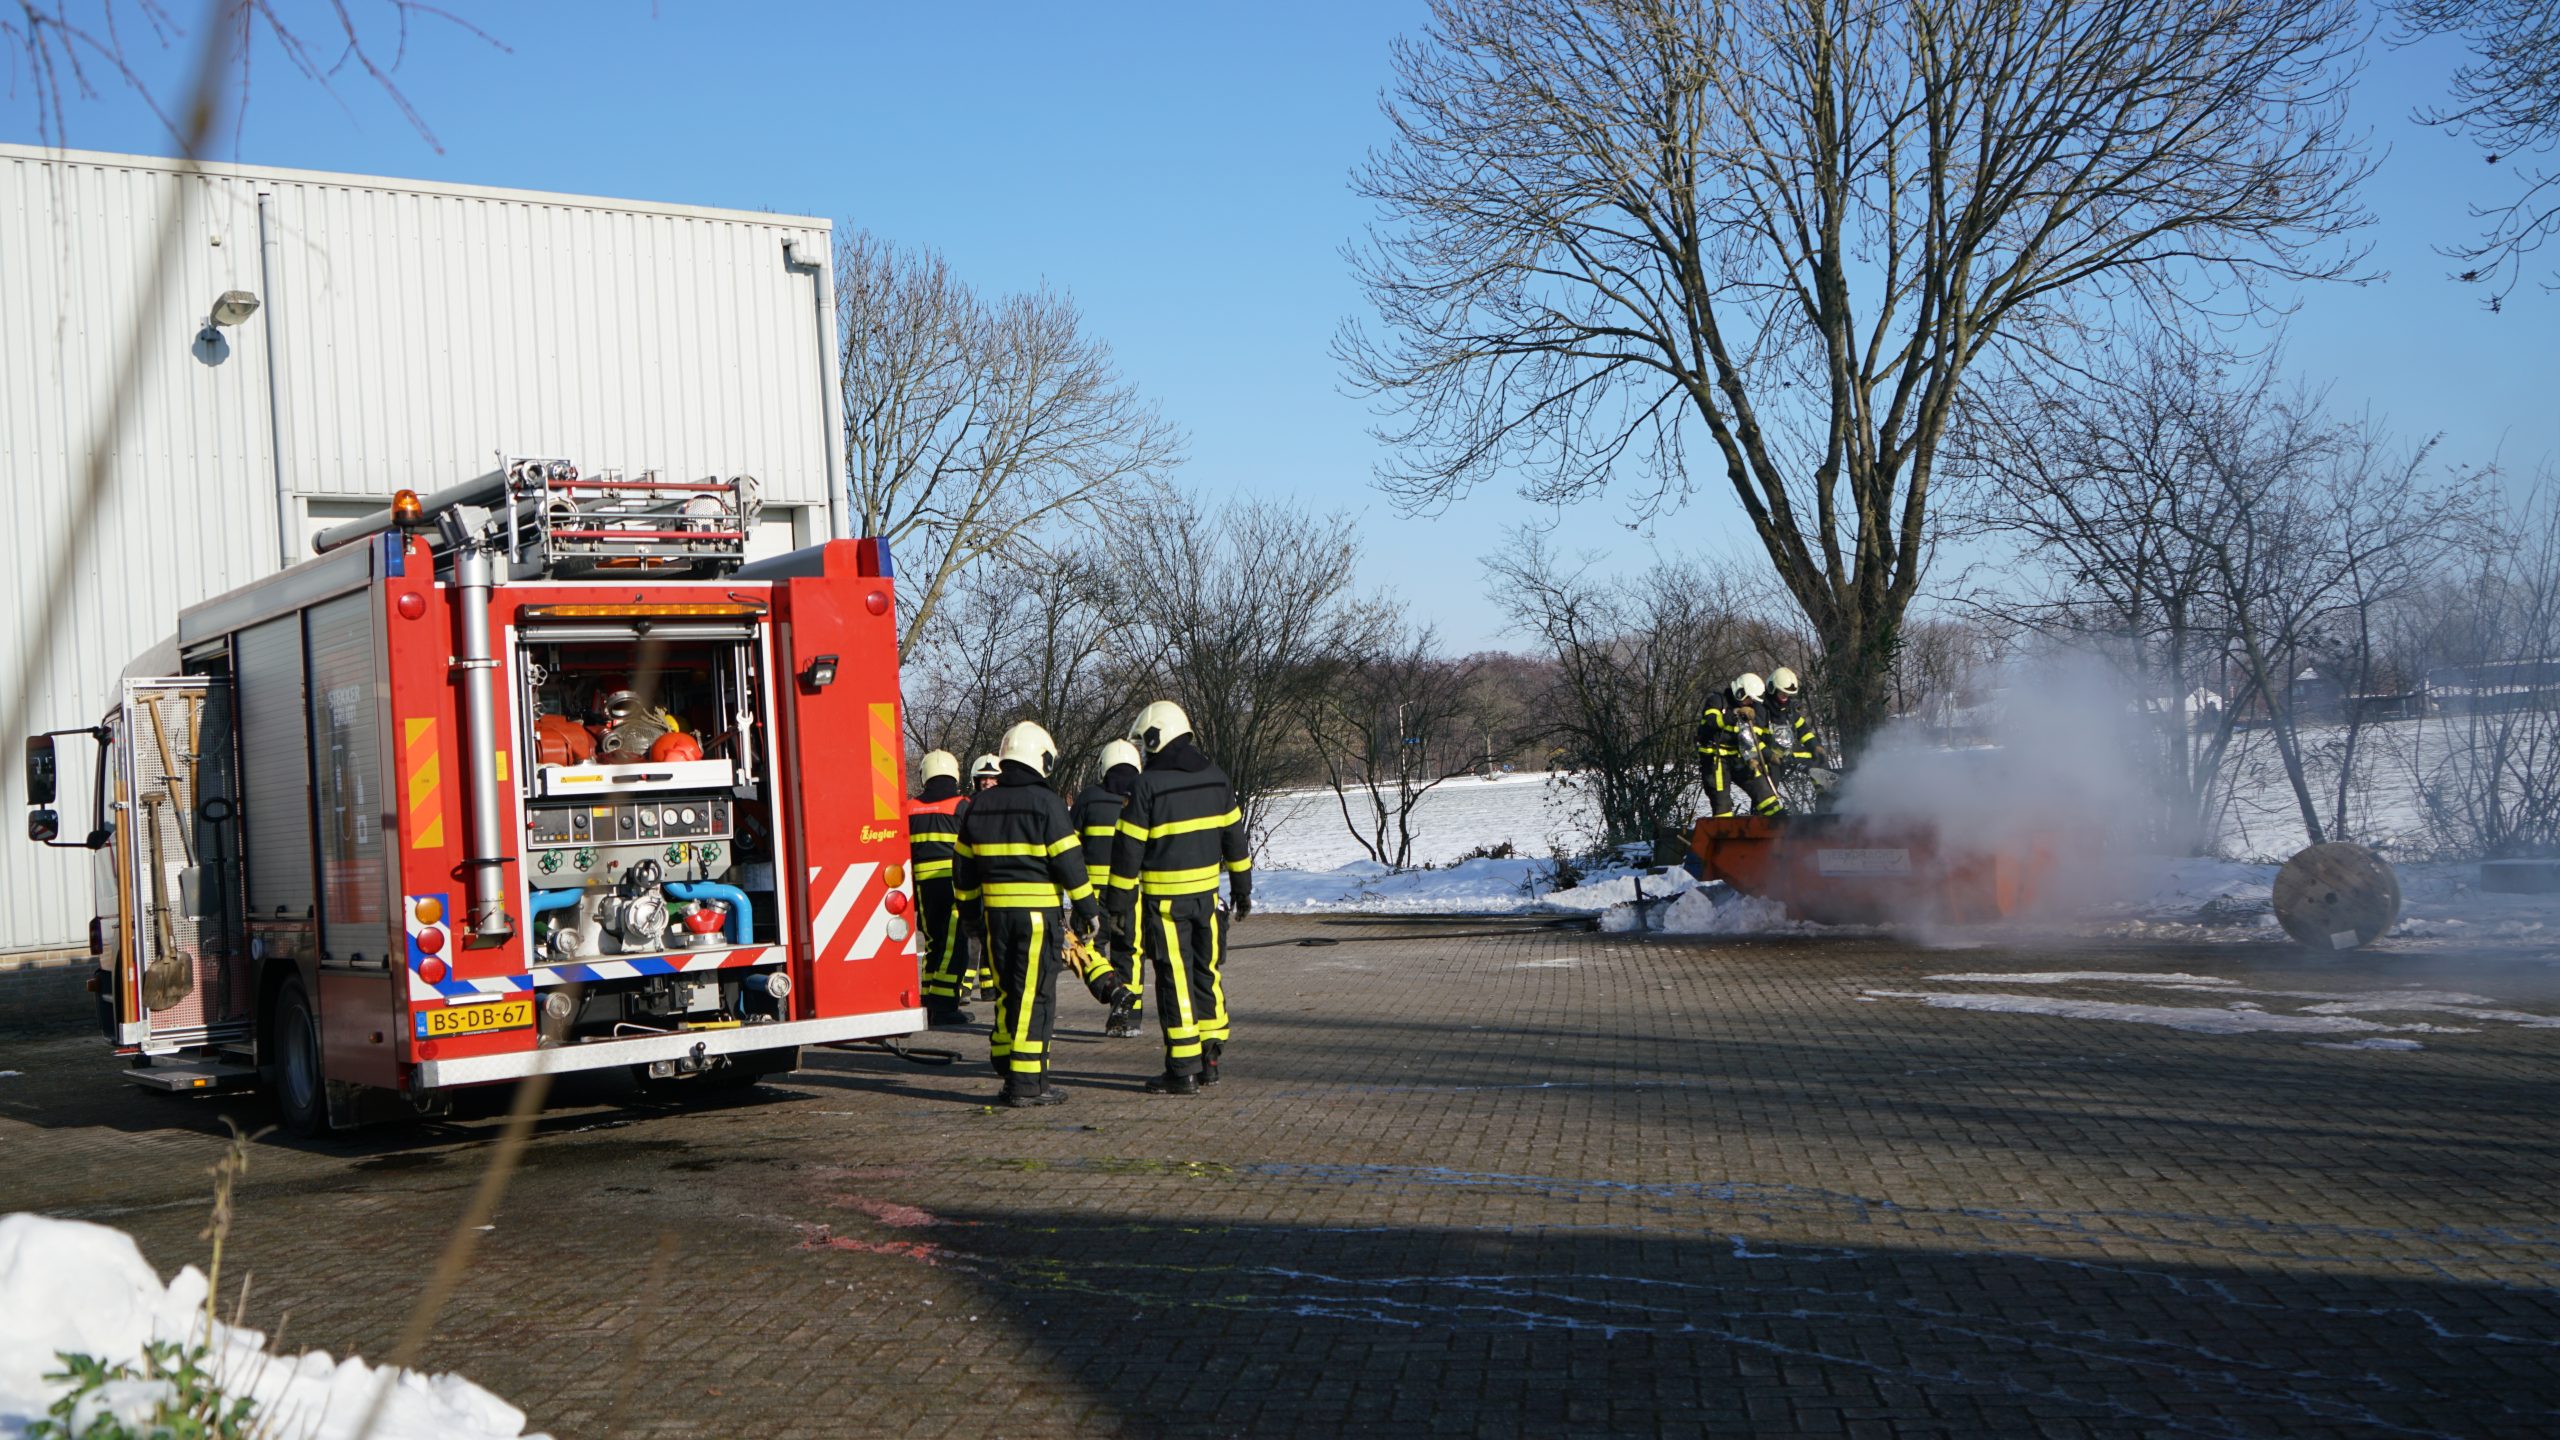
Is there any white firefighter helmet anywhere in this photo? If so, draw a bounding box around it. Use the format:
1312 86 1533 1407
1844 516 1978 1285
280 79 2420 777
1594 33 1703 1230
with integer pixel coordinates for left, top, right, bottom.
969 752 1002 781
998 721 1059 778
1730 672 1766 704
1769 666 1801 699
1129 699 1193 754
919 749 961 785
1098 738 1143 774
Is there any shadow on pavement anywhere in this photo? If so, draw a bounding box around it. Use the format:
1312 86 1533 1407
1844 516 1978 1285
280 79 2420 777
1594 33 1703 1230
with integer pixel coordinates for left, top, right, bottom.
791 1200 2560 1438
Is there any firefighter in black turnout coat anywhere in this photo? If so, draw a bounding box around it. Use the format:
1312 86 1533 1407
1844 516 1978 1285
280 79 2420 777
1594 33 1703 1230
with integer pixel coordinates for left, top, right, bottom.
905 750 971 1026
954 722 1096 1108
1698 672 1784 818
1068 738 1146 1037
1108 701 1252 1096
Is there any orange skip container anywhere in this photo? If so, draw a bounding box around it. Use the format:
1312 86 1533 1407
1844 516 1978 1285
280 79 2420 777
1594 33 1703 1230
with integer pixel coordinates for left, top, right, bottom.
1687 814 2060 926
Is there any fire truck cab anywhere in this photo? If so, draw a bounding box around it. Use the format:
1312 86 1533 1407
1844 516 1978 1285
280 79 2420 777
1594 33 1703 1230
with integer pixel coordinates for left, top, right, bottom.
22 460 924 1133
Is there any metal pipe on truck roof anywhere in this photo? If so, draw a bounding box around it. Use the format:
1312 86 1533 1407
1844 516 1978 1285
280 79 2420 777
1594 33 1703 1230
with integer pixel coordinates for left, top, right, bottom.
310 468 511 555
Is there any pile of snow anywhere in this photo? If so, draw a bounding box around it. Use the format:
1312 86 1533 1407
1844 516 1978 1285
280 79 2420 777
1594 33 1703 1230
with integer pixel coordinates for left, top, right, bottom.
1598 884 1811 936
0 1214 548 1440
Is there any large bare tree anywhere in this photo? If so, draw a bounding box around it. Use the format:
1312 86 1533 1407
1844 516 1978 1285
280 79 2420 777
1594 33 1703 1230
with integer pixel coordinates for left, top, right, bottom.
1342 0 2374 755
2394 0 2560 303
838 231 1181 656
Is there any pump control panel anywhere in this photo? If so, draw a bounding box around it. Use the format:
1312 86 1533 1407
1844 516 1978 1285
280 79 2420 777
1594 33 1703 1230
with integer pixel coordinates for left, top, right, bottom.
526 797 734 884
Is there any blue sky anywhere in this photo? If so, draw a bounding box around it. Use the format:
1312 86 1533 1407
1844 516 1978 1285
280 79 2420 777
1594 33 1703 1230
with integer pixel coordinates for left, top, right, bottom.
10 2 2551 651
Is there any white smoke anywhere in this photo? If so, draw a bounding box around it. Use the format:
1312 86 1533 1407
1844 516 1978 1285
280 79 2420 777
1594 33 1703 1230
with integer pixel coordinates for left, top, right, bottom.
1826 652 2161 919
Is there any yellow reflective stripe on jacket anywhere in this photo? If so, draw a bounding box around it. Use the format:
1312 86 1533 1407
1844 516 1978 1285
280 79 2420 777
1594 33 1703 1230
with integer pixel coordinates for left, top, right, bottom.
1121 809 1243 842
981 881 1064 907
913 858 955 879
1081 825 1117 844
961 837 1080 858
1224 856 1253 873
1140 864 1223 896
1066 880 1096 902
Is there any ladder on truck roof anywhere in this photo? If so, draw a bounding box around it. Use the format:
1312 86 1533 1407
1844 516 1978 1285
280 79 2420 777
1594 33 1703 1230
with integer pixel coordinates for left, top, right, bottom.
504 457 761 578
308 456 763 578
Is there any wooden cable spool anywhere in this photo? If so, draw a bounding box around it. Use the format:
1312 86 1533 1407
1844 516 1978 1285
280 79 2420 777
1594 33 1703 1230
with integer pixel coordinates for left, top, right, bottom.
2272 842 2401 952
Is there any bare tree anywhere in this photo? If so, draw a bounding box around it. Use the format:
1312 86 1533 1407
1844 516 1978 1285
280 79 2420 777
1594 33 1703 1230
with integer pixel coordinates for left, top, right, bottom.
1342 0 2374 757
1962 341 2475 850
1116 497 1381 844
838 230 1182 656
1301 614 1484 870
1484 531 1751 852
2400 482 2560 857
2393 0 2560 303
1956 342 2267 849
900 541 1156 783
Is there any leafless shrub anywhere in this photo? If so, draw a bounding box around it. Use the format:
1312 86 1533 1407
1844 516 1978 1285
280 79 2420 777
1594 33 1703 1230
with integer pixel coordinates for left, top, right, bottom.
1300 611 1484 871
1115 497 1381 843
1483 530 1755 851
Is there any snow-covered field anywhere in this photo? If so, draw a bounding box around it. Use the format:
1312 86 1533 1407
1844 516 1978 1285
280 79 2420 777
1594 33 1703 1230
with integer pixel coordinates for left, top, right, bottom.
1253 762 2560 946
0 1214 546 1440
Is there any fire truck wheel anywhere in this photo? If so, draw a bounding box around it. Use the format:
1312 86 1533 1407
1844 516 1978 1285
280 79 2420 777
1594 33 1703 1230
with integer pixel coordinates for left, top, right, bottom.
265 977 330 1137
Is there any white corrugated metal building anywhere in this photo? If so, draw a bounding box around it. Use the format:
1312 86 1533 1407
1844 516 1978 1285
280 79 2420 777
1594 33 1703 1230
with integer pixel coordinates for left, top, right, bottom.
0 144 845 955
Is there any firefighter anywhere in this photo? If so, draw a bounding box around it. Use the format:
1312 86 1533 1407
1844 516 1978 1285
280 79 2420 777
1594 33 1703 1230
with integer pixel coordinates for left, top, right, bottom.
1697 673 1783 818
952 721 1096 1108
956 751 1004 998
1762 666 1827 775
906 750 973 1027
1108 701 1251 1096
1067 739 1145 1037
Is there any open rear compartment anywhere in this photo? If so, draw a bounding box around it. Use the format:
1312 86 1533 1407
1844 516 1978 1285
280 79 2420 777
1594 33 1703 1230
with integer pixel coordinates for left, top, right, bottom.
508 605 796 1048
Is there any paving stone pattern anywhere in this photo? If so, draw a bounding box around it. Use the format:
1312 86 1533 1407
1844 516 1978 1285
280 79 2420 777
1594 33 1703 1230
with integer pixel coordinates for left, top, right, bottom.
2 917 2556 1438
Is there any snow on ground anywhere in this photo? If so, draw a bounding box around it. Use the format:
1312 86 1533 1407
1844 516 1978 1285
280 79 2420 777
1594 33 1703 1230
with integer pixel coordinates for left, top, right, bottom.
1254 762 2560 943
1255 769 1590 872
0 1214 548 1440
1860 970 2560 1051
1858 989 2445 1037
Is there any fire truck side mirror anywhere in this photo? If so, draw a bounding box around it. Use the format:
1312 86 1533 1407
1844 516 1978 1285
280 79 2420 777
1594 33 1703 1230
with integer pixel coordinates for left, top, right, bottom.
25 736 55 806
26 808 58 844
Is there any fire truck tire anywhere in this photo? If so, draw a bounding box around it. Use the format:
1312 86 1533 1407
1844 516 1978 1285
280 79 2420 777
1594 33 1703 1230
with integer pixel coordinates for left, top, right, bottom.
264 976 330 1137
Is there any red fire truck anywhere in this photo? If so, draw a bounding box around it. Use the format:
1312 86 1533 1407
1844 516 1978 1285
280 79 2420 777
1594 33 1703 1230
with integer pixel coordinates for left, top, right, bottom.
22 460 924 1133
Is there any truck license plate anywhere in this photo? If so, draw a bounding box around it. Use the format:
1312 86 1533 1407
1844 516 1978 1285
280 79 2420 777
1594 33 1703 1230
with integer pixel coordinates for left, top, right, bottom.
415 998 534 1040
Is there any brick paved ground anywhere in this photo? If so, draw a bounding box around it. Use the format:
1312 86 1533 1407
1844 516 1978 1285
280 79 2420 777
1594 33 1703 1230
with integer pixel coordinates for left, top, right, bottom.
3 916 2557 1438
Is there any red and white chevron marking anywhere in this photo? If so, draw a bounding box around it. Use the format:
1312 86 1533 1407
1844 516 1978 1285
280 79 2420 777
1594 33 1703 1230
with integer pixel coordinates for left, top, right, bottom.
807 862 915 964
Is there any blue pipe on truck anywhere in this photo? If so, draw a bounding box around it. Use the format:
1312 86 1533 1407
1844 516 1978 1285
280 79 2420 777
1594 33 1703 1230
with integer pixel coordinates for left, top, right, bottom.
527 886 587 920
665 881 753 944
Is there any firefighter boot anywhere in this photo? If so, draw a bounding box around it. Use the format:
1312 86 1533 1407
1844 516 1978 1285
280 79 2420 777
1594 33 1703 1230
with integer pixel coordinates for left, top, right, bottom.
1001 1082 1068 1109
1103 998 1140 1038
1144 1070 1200 1096
927 1002 975 1028
1200 1039 1223 1087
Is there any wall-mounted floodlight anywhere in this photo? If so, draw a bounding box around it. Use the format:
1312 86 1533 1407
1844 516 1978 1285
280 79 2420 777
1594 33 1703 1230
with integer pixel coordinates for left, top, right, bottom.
198 289 260 344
